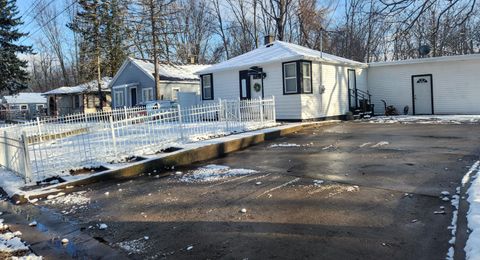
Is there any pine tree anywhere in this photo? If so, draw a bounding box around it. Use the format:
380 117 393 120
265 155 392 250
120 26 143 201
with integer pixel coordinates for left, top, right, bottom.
0 0 33 93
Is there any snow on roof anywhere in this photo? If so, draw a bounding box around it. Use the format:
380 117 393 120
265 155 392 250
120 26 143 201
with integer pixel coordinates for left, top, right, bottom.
44 77 112 95
130 58 210 81
2 93 46 104
368 53 480 67
197 40 366 74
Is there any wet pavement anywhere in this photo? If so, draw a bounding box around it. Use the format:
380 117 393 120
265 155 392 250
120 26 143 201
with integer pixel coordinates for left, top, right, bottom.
11 122 480 259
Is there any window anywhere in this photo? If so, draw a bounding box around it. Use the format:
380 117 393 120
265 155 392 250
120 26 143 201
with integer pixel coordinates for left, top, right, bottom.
142 88 154 102
20 105 28 110
283 60 313 94
283 62 297 94
73 95 81 108
36 104 44 111
172 88 180 101
201 74 213 100
114 91 125 107
301 62 312 93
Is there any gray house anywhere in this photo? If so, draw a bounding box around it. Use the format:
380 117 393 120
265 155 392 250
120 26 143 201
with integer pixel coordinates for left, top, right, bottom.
109 57 210 108
0 93 47 121
43 77 112 116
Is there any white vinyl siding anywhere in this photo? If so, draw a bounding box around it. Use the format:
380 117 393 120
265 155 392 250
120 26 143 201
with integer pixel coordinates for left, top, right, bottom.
284 63 297 93
368 58 480 115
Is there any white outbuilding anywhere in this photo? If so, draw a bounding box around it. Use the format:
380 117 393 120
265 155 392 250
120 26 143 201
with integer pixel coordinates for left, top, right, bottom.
368 54 480 115
196 40 370 121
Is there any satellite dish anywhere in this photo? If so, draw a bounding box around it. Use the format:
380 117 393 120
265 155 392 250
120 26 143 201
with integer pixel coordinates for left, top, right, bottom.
418 45 431 56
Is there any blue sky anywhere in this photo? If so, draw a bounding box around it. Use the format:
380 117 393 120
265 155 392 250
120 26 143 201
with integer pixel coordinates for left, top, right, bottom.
16 0 70 50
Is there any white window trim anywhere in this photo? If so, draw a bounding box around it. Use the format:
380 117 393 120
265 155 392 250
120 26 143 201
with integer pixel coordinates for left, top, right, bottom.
284 62 298 94
114 90 125 107
172 88 180 100
142 88 154 102
202 75 213 100
302 62 312 93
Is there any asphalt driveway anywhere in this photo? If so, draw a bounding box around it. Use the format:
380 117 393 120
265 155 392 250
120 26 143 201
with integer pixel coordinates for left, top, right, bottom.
32 122 480 259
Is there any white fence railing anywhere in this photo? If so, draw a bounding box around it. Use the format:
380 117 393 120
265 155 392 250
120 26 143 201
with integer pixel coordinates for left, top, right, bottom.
0 97 276 183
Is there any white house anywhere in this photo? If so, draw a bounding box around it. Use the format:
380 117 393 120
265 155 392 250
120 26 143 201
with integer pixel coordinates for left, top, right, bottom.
197 39 480 120
109 57 210 108
368 55 480 115
196 40 369 121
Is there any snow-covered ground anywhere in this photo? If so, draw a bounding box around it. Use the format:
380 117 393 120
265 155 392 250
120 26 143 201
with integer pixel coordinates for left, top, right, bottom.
465 161 480 260
364 115 480 124
0 219 42 259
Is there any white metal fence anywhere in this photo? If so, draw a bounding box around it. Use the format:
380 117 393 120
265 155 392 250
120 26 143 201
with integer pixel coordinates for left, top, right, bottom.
0 97 276 183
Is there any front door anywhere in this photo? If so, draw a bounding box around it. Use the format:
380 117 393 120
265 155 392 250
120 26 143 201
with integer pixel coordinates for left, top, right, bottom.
239 70 251 100
412 74 433 115
130 87 137 106
250 75 263 99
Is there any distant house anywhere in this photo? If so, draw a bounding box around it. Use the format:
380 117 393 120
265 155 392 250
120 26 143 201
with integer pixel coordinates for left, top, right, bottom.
0 93 47 120
196 39 368 121
109 57 210 108
43 77 112 116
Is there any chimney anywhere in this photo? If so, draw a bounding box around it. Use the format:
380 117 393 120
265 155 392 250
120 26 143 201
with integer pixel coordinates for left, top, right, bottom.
264 35 274 45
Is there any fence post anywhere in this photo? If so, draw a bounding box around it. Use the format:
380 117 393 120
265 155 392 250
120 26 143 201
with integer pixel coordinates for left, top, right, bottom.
109 116 118 158
124 106 128 121
84 112 88 126
177 104 185 141
224 100 230 132
237 97 242 123
259 97 264 127
21 132 33 183
272 96 276 123
36 117 43 142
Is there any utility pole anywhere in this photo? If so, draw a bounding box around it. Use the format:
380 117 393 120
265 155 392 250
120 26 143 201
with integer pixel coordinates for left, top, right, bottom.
94 0 103 110
148 0 161 100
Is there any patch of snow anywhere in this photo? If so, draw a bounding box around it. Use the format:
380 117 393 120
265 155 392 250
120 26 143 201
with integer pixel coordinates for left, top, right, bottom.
465 162 480 260
44 191 90 214
365 115 480 125
359 142 372 148
269 143 301 148
346 186 360 192
11 254 43 260
117 238 147 254
313 180 324 186
462 161 480 187
0 232 29 256
371 141 389 148
98 224 108 230
28 221 37 227
240 208 247 213
179 165 257 183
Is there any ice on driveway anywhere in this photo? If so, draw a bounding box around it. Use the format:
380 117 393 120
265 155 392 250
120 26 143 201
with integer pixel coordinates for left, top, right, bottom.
179 164 258 183
269 143 301 148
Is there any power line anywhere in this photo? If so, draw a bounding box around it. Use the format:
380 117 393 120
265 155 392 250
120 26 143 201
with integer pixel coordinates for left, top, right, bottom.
19 0 59 32
19 0 78 45
18 0 43 20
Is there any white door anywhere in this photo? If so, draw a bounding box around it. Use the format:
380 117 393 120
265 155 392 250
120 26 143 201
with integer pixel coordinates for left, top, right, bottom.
412 75 433 115
250 76 263 99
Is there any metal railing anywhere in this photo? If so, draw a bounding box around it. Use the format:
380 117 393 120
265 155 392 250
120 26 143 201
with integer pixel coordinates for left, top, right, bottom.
0 97 276 183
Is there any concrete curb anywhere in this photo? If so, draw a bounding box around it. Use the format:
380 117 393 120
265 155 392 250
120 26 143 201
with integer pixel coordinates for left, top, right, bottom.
12 121 339 202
